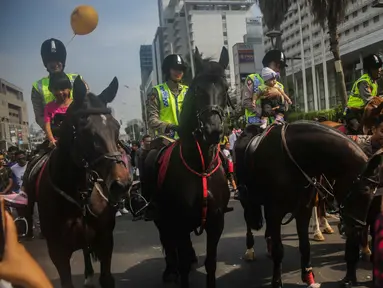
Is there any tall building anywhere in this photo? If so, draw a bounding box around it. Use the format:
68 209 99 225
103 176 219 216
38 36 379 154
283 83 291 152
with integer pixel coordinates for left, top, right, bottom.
0 79 29 150
139 45 153 85
233 16 264 103
263 0 383 112
155 0 256 88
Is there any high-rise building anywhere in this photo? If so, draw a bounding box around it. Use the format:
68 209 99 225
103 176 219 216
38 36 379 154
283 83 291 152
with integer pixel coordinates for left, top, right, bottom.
263 0 383 112
233 16 264 103
155 0 256 88
0 79 29 150
139 45 153 85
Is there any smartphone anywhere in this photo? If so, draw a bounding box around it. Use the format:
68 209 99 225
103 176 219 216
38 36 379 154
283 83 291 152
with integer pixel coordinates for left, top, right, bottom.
0 198 5 261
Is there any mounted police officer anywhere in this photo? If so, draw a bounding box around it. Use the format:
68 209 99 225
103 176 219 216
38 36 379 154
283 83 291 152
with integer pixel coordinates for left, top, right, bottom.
242 50 288 126
345 53 382 123
147 54 188 144
31 38 88 130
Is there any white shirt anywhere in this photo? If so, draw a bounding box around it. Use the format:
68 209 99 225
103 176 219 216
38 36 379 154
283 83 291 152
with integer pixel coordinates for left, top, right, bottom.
223 148 232 161
229 132 237 150
11 163 27 191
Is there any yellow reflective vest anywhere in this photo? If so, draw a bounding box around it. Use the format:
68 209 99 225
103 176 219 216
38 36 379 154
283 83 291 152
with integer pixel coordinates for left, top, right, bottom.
347 73 378 109
32 73 80 104
154 82 188 139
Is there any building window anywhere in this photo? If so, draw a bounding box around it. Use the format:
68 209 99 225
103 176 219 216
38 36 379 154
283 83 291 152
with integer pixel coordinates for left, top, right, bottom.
223 32 227 36
352 11 358 17
345 15 349 21
363 20 369 28
362 5 368 12
353 25 359 32
345 29 350 36
374 15 380 23
224 40 228 45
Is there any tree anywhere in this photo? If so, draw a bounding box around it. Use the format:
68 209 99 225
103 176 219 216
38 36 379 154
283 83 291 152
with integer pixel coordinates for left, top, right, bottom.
183 51 212 86
306 0 350 107
256 0 291 50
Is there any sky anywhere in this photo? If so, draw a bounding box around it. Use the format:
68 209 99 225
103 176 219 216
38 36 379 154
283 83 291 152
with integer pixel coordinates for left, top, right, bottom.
0 0 261 133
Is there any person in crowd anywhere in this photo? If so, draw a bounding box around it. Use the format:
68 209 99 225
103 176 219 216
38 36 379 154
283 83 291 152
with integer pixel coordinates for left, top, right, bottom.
222 142 238 196
5 147 18 168
10 151 27 193
115 143 130 217
0 154 13 195
228 127 237 155
130 141 140 169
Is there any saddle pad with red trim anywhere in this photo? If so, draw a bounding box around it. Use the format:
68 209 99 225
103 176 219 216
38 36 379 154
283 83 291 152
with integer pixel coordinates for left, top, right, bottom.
157 141 177 189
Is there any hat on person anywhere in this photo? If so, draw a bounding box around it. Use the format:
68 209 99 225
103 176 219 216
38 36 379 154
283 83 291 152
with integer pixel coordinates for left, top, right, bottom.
261 67 278 82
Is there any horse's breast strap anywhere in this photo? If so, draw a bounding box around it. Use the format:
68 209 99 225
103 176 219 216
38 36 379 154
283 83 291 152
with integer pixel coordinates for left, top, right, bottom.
157 141 177 189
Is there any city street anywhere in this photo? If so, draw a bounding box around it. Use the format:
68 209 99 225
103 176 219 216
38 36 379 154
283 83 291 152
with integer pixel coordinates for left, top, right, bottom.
25 200 373 288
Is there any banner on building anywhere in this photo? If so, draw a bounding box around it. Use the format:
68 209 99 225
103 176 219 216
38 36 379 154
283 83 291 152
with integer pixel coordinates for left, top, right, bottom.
238 50 254 63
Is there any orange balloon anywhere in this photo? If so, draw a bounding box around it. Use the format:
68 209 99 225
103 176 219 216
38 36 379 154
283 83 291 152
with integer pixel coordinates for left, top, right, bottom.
70 5 98 35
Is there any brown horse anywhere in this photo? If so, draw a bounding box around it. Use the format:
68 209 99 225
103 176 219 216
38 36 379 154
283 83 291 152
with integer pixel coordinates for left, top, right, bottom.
25 77 132 288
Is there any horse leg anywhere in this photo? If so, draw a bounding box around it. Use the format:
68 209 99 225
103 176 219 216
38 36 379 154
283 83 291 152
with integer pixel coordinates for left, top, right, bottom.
244 224 255 261
95 232 115 288
177 232 193 288
264 206 272 256
296 208 320 288
268 220 284 288
312 207 325 242
360 226 371 261
157 225 178 283
318 200 334 234
205 214 224 288
83 249 95 287
47 243 74 288
342 230 361 287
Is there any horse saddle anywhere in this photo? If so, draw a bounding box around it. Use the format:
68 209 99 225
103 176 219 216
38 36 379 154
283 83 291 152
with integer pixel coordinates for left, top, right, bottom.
24 151 52 189
245 123 279 158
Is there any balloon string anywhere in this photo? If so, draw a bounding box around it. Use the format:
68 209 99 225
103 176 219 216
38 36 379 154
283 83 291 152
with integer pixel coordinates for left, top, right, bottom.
67 34 76 46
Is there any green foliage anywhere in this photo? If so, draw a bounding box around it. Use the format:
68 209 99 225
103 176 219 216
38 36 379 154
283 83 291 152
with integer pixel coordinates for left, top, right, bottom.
287 105 343 122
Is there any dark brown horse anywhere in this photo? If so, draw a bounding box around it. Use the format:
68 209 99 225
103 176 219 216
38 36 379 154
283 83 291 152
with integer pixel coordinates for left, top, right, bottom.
235 121 382 288
143 47 230 288
25 77 132 288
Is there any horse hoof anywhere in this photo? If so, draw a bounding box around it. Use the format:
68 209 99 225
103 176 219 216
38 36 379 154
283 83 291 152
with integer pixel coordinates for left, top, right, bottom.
323 227 334 234
162 270 178 283
244 248 255 261
340 279 354 288
84 275 95 288
272 279 283 288
313 232 325 241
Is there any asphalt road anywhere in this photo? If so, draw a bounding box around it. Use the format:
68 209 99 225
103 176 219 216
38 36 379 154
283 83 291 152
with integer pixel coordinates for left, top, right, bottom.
24 200 373 288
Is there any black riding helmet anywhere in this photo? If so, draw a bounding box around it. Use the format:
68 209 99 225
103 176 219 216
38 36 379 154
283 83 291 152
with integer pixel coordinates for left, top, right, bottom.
162 54 187 78
41 38 67 67
262 50 288 68
363 54 383 71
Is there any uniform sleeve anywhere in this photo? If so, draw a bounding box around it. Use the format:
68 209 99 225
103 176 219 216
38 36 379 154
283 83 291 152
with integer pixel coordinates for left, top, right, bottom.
358 81 374 104
31 86 45 130
44 104 51 123
147 88 170 134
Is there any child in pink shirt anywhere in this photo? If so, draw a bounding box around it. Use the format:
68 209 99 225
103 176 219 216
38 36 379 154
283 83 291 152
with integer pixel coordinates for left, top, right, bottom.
44 72 73 146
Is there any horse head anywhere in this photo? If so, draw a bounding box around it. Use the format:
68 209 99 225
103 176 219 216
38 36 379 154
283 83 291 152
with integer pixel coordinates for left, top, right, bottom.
179 47 230 145
59 76 132 204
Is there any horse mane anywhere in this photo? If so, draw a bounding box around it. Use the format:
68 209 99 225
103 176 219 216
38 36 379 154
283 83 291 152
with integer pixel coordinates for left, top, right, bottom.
179 61 226 137
291 120 368 161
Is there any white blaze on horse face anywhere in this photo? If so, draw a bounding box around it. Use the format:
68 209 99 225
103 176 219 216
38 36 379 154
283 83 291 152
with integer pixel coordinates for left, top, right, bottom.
100 114 107 126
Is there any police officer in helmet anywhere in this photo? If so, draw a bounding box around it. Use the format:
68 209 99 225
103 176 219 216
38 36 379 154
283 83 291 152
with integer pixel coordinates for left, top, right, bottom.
147 54 188 145
345 53 382 122
31 38 88 131
242 50 288 125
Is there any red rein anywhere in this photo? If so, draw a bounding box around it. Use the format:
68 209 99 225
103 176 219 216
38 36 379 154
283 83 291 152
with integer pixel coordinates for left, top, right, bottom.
179 141 222 235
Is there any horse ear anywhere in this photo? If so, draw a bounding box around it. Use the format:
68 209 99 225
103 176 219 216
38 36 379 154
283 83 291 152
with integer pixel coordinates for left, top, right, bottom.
362 149 383 177
218 46 229 70
99 77 119 104
194 47 204 74
73 76 87 105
